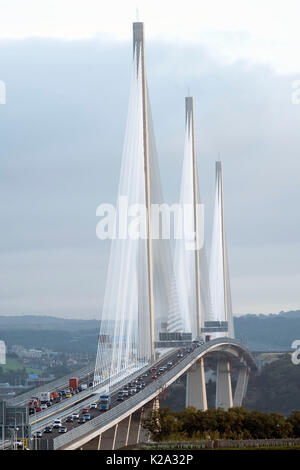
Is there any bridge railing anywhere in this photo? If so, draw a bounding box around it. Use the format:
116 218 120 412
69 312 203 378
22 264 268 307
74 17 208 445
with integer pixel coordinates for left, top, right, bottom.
52 338 256 449
7 363 95 407
51 341 213 449
31 358 157 432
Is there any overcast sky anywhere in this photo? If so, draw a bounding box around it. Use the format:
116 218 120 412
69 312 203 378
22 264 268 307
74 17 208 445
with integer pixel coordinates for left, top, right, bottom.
0 0 300 319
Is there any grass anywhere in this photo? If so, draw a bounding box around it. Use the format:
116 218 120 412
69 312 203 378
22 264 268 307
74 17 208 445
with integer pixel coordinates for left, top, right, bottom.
1 357 25 371
1 357 41 375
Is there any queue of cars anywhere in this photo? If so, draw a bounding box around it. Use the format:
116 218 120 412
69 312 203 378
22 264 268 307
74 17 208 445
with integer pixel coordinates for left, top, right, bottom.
32 341 207 439
28 379 91 416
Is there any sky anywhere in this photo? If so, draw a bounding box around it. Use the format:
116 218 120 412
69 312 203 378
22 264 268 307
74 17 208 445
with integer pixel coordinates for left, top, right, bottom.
0 0 300 319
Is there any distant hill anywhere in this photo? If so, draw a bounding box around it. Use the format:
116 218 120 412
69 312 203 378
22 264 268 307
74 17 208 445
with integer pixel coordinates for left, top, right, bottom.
0 315 99 331
0 310 299 352
234 310 300 351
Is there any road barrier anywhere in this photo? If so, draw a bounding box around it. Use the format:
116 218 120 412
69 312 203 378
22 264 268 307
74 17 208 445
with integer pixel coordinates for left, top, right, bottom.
52 338 256 450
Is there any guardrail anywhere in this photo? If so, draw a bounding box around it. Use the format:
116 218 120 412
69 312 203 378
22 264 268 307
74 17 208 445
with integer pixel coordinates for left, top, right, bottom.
53 338 256 449
7 363 95 407
30 357 162 433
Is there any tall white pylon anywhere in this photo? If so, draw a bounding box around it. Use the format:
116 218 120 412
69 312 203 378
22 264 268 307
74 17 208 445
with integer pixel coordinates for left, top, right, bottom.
209 161 235 339
174 96 212 339
94 23 182 388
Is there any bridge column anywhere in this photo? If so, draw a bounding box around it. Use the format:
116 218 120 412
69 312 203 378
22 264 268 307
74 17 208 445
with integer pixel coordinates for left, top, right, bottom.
216 360 233 410
98 424 118 450
186 358 207 410
114 415 132 449
233 366 249 407
127 410 143 446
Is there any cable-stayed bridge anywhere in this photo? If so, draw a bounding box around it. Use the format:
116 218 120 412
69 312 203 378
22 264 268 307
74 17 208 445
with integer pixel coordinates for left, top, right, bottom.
6 21 257 450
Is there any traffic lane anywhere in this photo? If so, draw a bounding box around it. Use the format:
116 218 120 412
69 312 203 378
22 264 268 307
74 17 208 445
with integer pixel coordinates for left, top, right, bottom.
39 346 197 441
31 349 176 419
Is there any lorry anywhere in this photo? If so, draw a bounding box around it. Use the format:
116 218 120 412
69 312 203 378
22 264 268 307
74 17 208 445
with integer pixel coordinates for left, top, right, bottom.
69 378 79 390
28 397 39 407
99 395 111 411
51 391 59 400
40 392 50 403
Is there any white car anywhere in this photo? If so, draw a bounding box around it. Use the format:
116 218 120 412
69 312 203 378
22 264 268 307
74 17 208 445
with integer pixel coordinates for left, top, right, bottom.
53 419 62 428
71 412 79 419
90 403 97 409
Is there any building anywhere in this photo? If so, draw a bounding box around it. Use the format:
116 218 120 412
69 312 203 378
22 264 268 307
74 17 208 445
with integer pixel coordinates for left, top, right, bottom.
0 341 6 365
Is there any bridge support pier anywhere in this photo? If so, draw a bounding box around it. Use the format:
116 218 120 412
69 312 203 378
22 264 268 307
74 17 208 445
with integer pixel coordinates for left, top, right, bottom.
233 366 249 407
113 415 132 449
216 360 233 410
186 358 207 410
127 410 143 446
98 424 118 450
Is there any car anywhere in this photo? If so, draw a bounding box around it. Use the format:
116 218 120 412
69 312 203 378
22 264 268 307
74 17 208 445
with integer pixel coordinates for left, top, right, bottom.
151 367 157 371
83 413 91 420
53 419 62 428
71 413 79 419
142 372 148 378
122 390 129 396
35 431 43 438
90 403 97 409
13 441 24 449
78 417 86 424
141 381 146 388
81 408 89 414
65 416 73 423
136 383 142 390
131 387 137 393
65 393 72 398
44 426 52 433
117 395 124 401
59 426 68 433
152 374 158 379
46 401 52 407
41 404 47 410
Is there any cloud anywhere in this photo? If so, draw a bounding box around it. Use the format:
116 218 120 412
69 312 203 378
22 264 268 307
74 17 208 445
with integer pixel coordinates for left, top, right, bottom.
0 36 299 317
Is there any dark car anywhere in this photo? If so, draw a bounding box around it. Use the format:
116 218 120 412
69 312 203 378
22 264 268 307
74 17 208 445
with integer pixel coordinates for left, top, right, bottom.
66 416 73 423
44 426 52 433
35 431 43 438
117 395 124 401
78 417 86 424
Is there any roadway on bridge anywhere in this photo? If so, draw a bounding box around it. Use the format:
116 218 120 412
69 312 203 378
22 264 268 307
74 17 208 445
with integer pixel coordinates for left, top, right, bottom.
35 345 192 445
